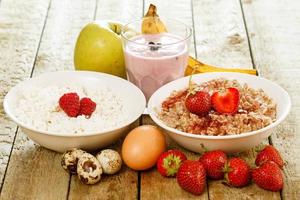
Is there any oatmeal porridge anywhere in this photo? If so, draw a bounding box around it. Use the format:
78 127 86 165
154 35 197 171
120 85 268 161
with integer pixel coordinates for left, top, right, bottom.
158 78 277 135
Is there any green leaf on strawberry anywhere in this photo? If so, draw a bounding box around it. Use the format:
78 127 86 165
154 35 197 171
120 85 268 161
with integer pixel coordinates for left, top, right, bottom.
157 150 187 177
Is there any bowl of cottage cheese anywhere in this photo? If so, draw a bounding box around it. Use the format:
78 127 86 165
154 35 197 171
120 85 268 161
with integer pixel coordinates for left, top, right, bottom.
4 71 146 152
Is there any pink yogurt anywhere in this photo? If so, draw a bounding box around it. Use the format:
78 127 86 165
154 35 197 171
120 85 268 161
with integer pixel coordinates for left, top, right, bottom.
124 33 189 101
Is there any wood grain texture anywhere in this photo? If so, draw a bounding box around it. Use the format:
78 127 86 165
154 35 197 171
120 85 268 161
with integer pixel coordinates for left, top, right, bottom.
193 0 252 68
0 0 50 188
67 0 143 199
0 0 95 199
34 0 96 74
95 0 143 22
242 0 300 199
192 0 280 199
1 138 69 200
140 1 207 199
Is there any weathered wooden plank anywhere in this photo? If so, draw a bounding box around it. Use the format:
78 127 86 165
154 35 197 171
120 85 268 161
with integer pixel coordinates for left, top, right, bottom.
140 1 208 199
193 0 252 68
34 0 96 74
193 0 281 199
67 0 143 199
95 0 143 22
0 0 50 189
241 0 300 199
0 0 96 199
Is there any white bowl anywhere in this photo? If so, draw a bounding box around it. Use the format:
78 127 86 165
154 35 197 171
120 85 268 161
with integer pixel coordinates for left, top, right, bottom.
148 72 291 153
4 71 146 153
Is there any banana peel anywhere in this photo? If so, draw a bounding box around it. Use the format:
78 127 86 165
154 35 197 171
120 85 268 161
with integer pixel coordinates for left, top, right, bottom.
185 56 257 76
142 4 167 34
142 4 257 76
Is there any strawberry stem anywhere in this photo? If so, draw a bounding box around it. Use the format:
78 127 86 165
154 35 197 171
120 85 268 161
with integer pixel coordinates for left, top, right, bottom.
163 155 182 177
200 143 209 153
254 145 263 153
222 173 230 186
186 64 200 98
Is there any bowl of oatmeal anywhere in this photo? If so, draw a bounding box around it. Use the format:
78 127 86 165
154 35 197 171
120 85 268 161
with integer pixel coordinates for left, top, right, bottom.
148 72 291 153
4 71 146 152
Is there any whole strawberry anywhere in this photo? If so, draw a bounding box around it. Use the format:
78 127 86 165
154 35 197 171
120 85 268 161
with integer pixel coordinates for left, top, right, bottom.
177 160 206 195
211 87 240 114
185 91 211 116
252 161 283 191
223 157 250 187
255 145 284 168
79 97 96 117
156 150 187 177
59 93 80 117
199 150 227 180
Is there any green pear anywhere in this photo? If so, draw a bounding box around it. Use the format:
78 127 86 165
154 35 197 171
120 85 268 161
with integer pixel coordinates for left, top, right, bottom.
74 21 126 79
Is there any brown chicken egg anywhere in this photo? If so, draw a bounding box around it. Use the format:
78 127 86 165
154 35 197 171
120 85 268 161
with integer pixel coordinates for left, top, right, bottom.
122 125 166 170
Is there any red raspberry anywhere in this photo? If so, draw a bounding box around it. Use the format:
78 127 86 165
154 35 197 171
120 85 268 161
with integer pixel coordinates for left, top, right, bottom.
79 97 96 117
59 93 80 117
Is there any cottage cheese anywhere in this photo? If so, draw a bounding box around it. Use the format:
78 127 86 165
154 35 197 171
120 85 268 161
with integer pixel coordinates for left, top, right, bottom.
15 85 127 134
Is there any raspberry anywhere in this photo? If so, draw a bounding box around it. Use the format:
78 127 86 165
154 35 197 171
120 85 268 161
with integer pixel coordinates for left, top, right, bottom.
59 93 80 117
79 97 96 117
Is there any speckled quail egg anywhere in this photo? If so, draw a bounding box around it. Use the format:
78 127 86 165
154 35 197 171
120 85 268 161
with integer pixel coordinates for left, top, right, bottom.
61 148 86 174
77 152 103 185
96 149 122 175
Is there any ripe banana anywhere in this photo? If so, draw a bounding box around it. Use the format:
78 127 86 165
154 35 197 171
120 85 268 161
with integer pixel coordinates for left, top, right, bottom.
141 4 257 76
185 56 257 76
142 4 167 34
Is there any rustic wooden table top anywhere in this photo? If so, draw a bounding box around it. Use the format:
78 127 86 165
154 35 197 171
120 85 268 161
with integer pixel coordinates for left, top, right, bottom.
0 0 299 199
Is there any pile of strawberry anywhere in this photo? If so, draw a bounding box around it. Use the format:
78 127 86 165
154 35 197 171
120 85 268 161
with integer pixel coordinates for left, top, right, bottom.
58 92 96 118
156 145 284 195
185 87 240 115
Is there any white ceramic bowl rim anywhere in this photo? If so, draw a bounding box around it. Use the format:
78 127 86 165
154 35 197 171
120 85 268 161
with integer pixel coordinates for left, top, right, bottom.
3 71 146 137
148 72 291 140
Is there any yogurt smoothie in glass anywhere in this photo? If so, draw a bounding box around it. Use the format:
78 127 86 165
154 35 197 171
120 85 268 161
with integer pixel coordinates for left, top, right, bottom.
121 19 191 101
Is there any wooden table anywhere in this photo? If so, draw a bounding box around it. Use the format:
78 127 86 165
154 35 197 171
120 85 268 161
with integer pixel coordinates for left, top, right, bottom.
0 0 299 199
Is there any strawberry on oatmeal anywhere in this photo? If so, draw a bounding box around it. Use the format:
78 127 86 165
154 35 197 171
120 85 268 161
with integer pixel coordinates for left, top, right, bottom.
158 78 277 136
